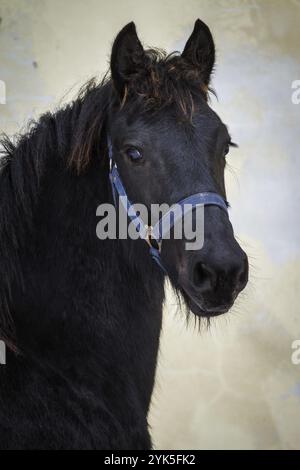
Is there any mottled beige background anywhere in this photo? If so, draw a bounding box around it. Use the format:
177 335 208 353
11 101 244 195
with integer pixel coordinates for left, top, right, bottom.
1 0 300 450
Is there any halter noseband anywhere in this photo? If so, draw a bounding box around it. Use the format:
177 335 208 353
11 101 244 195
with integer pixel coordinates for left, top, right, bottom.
107 137 228 274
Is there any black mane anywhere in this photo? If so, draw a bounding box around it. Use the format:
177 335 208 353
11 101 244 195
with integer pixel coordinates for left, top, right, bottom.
0 69 165 447
0 77 111 349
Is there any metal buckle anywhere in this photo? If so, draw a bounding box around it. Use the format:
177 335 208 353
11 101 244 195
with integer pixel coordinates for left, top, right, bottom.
145 225 162 253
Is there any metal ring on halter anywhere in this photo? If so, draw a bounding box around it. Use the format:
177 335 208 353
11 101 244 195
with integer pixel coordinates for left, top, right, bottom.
144 225 162 253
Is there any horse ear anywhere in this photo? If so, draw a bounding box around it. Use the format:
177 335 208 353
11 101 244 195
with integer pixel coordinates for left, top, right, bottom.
182 19 215 85
111 22 146 98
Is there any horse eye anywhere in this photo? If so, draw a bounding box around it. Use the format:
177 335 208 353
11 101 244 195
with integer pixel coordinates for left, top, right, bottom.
126 147 142 161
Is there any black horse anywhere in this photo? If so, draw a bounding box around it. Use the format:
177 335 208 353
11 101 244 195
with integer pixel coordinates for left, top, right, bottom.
0 20 248 449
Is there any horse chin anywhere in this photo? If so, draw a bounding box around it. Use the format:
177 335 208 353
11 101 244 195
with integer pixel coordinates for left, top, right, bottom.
174 272 234 319
182 291 230 318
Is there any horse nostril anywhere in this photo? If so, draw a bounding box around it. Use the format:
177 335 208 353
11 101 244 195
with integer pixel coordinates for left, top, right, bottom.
193 256 248 297
193 262 217 293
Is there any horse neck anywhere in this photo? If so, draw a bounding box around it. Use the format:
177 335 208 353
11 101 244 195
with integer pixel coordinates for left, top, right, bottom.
2 109 164 367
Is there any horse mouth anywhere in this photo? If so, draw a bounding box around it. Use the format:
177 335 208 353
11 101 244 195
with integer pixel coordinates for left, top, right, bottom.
182 289 233 318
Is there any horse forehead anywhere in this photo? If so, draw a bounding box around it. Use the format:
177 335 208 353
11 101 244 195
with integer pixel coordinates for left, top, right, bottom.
112 101 224 143
158 104 224 138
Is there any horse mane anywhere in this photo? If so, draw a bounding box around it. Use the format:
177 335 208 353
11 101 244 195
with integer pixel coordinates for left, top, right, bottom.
0 47 210 350
0 120 55 351
0 78 111 350
120 49 211 112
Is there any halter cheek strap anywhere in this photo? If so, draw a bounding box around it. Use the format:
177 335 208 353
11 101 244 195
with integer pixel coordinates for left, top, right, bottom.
107 137 228 274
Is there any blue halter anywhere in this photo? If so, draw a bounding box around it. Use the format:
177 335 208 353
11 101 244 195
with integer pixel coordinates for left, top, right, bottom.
107 138 228 274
